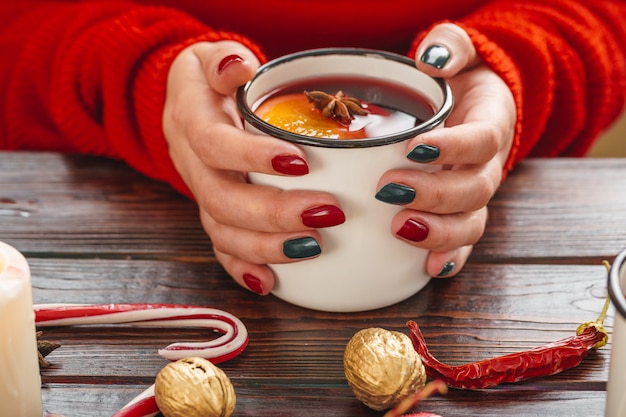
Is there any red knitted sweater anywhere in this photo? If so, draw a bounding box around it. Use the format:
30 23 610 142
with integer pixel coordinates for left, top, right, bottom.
1 1 625 195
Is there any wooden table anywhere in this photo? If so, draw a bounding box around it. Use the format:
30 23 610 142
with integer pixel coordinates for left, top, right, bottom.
2 151 625 417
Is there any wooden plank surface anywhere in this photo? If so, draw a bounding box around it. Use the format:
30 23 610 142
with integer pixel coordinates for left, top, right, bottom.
3 153 625 260
476 158 626 262
1 151 624 417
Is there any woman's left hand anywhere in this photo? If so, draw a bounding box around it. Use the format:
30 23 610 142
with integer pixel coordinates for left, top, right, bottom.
376 23 516 278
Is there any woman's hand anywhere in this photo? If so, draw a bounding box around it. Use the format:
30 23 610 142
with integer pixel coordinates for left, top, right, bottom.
163 41 345 295
375 23 516 278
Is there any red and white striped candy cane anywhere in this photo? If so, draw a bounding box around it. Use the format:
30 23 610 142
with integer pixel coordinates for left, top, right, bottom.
35 303 248 417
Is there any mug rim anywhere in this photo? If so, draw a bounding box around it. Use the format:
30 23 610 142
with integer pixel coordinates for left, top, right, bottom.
236 48 454 148
609 247 626 319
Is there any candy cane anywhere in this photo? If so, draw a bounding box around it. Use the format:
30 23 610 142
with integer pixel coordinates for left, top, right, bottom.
35 303 248 417
110 384 158 417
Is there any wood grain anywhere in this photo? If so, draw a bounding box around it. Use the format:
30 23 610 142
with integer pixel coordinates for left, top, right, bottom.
1 152 622 417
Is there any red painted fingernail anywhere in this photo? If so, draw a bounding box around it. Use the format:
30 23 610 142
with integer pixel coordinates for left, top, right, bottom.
271 155 309 175
301 205 346 228
243 273 265 295
397 218 429 242
217 54 244 74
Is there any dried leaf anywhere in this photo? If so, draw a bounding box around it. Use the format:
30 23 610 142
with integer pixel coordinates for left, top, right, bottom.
37 331 61 368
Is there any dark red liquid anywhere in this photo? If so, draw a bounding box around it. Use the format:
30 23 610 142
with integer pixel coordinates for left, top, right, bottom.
254 76 436 139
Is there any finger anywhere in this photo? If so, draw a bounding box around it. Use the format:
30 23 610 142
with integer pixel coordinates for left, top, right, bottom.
168 121 341 234
166 74 310 176
426 245 474 278
200 208 323 264
189 122 310 176
376 163 500 214
165 42 310 177
194 40 261 95
194 166 344 232
415 23 480 78
404 122 502 166
214 249 275 295
390 207 488 252
405 66 515 166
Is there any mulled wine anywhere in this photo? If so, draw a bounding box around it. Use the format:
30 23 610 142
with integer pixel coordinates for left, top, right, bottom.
253 76 436 140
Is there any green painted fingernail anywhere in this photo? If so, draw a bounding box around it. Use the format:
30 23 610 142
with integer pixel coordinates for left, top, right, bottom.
375 183 416 205
436 262 456 277
283 237 321 259
420 44 451 69
407 143 440 163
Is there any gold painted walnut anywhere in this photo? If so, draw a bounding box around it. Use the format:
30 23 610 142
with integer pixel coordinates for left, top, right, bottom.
344 327 427 411
154 357 236 417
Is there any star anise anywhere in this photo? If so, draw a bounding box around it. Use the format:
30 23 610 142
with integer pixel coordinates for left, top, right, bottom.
304 90 370 126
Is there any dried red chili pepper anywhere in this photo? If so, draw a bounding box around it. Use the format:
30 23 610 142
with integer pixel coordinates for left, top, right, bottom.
407 296 610 390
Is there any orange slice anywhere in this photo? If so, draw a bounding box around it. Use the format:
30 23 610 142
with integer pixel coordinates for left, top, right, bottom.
255 93 367 139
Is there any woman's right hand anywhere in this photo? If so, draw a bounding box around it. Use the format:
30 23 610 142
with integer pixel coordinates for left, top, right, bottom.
162 41 346 296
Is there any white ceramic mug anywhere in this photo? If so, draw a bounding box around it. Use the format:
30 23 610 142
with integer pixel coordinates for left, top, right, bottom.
237 48 453 312
607 248 626 417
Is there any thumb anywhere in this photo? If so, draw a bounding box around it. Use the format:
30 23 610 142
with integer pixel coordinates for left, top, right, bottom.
199 40 260 95
415 23 480 78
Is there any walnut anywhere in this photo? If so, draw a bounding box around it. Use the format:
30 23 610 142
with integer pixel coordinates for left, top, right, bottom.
154 357 236 417
343 327 426 411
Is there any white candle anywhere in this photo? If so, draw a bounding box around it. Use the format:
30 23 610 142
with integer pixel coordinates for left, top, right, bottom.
0 241 43 417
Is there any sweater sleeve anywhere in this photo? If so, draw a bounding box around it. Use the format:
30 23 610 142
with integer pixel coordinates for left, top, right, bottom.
0 2 265 196
409 0 626 175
